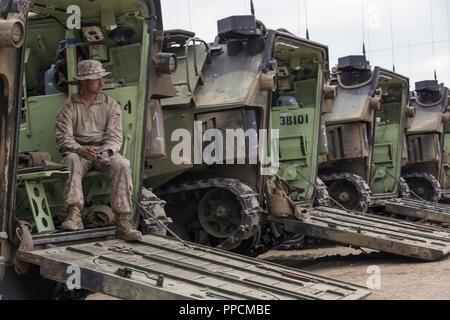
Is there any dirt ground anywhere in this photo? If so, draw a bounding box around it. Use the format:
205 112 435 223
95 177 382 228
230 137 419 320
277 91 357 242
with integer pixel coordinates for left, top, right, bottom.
259 245 450 300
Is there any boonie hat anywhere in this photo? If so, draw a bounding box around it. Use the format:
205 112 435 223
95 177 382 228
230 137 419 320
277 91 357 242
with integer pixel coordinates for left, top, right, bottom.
75 60 111 81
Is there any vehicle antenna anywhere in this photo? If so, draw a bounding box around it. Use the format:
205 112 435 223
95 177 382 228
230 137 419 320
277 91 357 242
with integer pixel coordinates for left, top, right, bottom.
361 0 366 56
389 0 396 72
304 0 310 39
430 0 438 80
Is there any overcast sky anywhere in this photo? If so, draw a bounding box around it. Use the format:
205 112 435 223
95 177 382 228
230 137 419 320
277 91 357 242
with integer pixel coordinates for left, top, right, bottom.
161 0 450 90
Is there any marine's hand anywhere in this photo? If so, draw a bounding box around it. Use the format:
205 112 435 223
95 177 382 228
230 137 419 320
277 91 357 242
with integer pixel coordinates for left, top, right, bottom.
95 152 111 172
77 147 97 160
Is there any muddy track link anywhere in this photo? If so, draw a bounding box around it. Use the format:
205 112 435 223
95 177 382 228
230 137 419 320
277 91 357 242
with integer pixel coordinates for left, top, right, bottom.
398 177 412 198
315 177 331 207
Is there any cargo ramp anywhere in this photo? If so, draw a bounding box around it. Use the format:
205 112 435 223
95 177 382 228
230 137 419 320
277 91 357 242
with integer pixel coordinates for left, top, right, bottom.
16 234 371 300
272 206 450 261
377 198 450 225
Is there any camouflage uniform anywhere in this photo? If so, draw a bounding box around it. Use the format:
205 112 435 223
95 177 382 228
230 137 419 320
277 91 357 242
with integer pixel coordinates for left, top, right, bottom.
57 60 141 240
56 92 133 214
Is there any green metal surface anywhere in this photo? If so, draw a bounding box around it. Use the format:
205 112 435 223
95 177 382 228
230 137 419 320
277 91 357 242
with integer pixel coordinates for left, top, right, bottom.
370 78 408 196
23 20 65 93
19 93 65 159
17 170 69 233
23 180 55 233
17 170 70 181
272 107 317 200
270 39 324 202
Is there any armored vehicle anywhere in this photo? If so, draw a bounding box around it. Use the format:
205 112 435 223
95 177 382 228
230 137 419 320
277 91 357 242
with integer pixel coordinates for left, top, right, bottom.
315 55 450 225
0 0 375 300
144 18 330 254
318 55 411 212
402 80 450 202
378 80 450 224
143 23 450 261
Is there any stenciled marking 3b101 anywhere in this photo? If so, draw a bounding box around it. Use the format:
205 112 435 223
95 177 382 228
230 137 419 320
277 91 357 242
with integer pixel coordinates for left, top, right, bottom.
280 113 309 126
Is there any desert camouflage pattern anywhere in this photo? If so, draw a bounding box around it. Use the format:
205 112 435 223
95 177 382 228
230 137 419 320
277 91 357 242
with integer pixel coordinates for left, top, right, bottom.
55 92 123 155
56 91 132 213
74 59 111 80
62 153 133 214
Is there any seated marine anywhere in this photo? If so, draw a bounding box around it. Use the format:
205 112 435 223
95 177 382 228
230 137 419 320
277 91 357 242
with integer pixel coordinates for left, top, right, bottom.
55 59 142 241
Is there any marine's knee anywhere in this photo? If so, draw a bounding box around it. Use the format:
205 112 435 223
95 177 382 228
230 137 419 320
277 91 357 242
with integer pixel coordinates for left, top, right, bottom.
110 155 131 171
62 153 82 166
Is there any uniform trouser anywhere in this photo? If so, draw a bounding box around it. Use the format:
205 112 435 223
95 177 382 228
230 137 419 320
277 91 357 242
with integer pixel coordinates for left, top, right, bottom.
62 153 133 214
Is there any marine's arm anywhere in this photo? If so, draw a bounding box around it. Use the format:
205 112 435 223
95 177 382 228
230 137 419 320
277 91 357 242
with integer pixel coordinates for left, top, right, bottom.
55 103 83 155
101 98 123 155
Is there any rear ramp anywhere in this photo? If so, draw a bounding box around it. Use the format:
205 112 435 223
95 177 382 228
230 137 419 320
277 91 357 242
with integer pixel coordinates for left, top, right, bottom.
379 198 450 225
272 206 450 261
16 234 371 300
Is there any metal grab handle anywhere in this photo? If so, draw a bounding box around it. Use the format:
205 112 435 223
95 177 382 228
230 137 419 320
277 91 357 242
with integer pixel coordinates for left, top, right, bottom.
184 37 210 96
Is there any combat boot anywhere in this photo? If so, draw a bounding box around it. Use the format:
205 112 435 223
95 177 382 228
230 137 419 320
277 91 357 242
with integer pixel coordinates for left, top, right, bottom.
116 213 143 241
61 206 84 231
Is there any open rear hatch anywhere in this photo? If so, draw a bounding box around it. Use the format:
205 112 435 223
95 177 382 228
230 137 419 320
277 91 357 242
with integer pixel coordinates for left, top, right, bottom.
16 234 371 300
272 206 450 261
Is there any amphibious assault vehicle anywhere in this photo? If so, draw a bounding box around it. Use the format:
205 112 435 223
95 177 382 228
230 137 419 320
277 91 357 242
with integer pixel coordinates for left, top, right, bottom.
402 80 450 202
317 55 412 212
